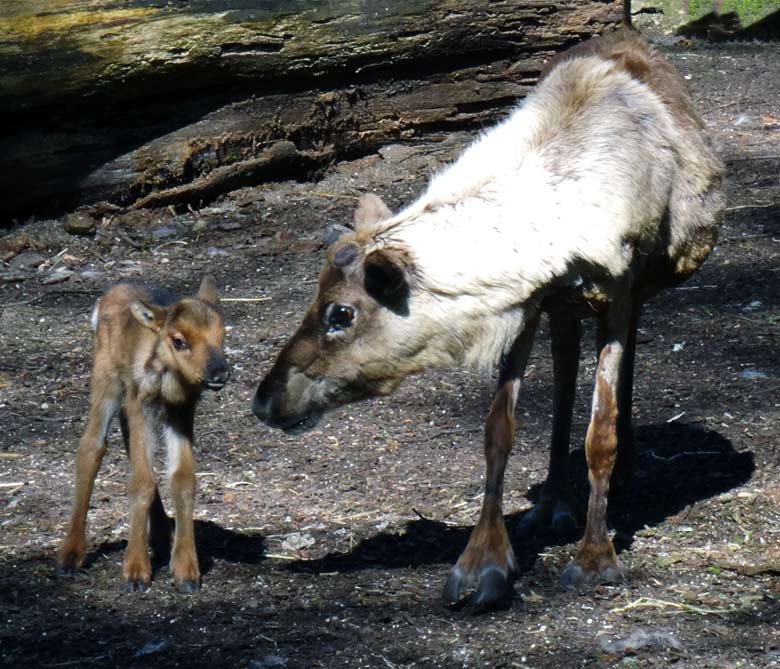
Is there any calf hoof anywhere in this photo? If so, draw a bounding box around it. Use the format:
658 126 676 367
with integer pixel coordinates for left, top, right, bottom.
171 553 201 594
442 563 511 609
123 558 152 593
560 558 624 587
125 578 151 593
57 540 86 576
517 497 580 539
56 553 82 577
177 579 201 594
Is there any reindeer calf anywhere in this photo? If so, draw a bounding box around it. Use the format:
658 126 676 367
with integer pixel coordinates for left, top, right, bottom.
57 276 229 592
252 29 724 607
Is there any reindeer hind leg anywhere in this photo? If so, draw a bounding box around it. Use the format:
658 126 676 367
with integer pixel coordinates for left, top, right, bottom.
518 312 583 539
57 377 120 574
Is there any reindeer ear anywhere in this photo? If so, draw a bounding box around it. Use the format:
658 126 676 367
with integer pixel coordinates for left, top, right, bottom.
364 249 410 316
354 194 392 233
197 274 219 305
130 301 167 332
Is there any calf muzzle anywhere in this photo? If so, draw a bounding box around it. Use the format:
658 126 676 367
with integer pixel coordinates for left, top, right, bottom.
203 353 230 390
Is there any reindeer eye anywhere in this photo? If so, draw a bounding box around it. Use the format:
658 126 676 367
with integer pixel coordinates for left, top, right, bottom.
326 304 355 332
172 335 189 351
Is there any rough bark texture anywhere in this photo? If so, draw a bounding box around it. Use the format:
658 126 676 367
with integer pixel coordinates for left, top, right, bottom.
0 0 622 223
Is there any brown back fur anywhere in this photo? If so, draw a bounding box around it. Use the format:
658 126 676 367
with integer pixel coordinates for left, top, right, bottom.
541 28 703 131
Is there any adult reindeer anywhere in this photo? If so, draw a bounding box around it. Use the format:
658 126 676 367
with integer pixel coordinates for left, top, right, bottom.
252 28 724 607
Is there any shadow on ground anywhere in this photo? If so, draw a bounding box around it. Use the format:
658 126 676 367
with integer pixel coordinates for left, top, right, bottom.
290 423 754 575
72 520 267 578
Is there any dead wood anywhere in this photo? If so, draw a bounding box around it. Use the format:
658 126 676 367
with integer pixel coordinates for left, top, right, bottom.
0 0 622 223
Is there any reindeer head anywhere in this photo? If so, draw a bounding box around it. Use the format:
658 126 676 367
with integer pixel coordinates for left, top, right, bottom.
252 195 433 432
131 275 230 402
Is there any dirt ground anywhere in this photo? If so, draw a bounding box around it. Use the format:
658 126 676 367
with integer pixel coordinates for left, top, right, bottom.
1 33 779 669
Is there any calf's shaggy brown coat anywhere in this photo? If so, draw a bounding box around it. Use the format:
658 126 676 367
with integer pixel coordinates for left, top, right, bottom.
58 276 229 592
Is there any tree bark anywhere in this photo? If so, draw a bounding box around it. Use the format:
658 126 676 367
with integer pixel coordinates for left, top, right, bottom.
0 0 622 223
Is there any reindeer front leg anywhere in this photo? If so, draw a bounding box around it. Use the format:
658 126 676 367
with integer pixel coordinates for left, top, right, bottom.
123 397 158 592
164 409 201 593
443 315 539 607
560 298 635 585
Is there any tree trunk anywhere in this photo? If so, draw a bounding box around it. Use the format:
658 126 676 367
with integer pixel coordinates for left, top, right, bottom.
0 0 622 223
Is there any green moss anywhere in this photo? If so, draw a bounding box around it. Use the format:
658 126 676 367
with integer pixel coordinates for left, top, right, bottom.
644 0 780 27
0 7 157 40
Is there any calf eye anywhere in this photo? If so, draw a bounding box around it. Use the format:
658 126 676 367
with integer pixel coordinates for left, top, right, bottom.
326 304 355 332
172 335 189 351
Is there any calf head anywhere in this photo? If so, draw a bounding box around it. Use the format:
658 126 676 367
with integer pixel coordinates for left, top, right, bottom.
253 195 425 432
131 275 230 401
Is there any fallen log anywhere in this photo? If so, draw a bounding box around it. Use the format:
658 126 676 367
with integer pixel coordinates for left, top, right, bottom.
0 0 622 224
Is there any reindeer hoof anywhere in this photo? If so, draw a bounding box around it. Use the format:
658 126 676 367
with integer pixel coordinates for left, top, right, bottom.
177 579 201 594
125 578 151 593
472 566 510 607
57 564 78 577
560 559 623 587
442 564 510 609
56 542 86 576
56 556 81 577
442 566 466 606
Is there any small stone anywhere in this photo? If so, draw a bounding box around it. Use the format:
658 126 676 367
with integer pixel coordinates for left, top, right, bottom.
218 220 242 231
322 224 351 245
8 251 45 272
251 655 287 668
207 247 230 257
378 144 417 162
135 639 168 657
741 368 768 381
42 268 74 285
63 212 97 236
280 532 315 551
0 271 29 283
152 226 178 239
192 218 209 234
80 269 104 281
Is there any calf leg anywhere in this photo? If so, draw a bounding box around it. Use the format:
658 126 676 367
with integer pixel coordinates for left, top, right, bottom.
560 298 635 585
119 410 172 562
123 398 158 592
518 312 582 537
57 376 120 573
164 417 201 593
443 314 539 607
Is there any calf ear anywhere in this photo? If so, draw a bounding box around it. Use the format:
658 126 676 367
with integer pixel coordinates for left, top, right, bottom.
197 274 219 305
354 194 392 233
364 249 410 316
130 301 167 332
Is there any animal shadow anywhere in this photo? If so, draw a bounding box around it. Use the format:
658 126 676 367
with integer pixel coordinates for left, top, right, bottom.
79 521 266 578
192 519 267 575
291 423 753 576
